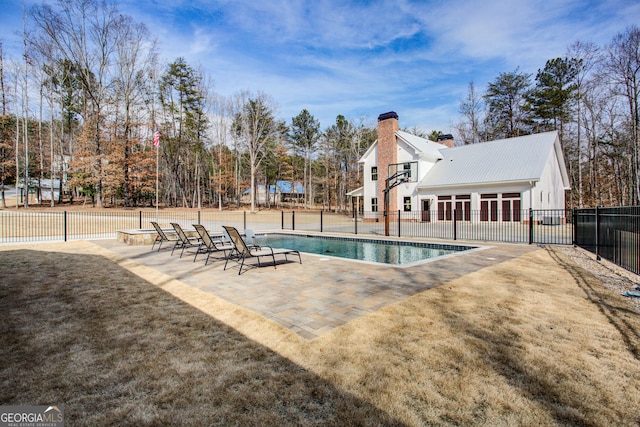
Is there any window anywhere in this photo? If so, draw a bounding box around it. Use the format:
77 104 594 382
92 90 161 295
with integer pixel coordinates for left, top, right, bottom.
501 193 521 222
454 194 471 221
438 195 470 221
480 193 498 222
403 197 411 212
371 197 378 212
371 166 378 181
438 195 452 220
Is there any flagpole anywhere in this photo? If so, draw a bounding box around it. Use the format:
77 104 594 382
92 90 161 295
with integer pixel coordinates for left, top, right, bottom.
153 123 160 223
155 143 159 222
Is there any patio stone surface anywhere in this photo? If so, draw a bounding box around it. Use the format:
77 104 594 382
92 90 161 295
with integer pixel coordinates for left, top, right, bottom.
94 237 539 340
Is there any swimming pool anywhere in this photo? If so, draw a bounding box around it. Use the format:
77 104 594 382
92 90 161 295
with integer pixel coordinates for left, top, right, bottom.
250 233 477 266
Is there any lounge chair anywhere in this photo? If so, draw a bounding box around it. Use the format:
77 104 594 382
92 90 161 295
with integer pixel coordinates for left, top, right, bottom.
151 221 179 251
222 225 301 275
170 223 202 258
192 224 234 265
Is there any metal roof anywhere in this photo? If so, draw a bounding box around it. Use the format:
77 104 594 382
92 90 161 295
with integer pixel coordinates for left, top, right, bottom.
419 131 565 188
242 181 304 195
395 131 444 161
276 180 304 193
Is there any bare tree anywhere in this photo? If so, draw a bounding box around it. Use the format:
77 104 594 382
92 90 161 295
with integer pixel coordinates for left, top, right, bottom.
112 16 157 207
456 81 483 144
602 26 640 204
232 92 279 213
31 0 122 207
566 41 601 207
209 93 232 210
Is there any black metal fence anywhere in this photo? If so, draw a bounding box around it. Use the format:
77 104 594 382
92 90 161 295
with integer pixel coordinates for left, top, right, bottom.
1 208 572 245
574 207 640 275
4 206 637 275
337 209 573 245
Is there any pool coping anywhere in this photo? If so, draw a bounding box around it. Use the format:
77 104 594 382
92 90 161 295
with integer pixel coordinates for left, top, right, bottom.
250 230 492 268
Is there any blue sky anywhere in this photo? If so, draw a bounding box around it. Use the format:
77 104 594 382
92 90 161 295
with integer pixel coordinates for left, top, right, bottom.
1 0 639 133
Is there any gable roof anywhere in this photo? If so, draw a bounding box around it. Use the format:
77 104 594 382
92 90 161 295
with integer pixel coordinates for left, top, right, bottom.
395 130 444 162
359 130 444 163
243 181 305 195
419 131 570 189
276 180 304 193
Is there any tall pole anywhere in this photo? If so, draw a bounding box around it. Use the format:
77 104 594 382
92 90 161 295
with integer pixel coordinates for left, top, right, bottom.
22 8 29 208
384 184 390 237
155 143 159 222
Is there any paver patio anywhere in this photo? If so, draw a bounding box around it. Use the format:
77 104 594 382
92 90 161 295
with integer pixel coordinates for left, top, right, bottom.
93 235 538 339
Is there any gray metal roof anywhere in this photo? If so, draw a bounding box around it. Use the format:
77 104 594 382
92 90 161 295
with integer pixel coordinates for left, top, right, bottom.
419 131 565 188
358 130 445 163
395 130 444 161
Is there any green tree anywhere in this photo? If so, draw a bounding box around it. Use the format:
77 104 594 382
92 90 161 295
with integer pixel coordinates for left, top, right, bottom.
324 115 356 211
484 68 532 138
158 58 209 207
528 57 579 136
289 109 320 208
427 130 443 142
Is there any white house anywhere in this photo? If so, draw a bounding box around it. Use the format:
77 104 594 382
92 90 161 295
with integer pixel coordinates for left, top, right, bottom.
355 111 570 222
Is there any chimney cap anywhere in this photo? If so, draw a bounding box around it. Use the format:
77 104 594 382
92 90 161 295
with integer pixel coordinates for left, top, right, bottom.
437 134 454 141
377 111 399 122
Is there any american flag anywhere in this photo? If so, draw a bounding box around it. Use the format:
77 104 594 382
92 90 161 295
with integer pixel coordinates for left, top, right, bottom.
153 124 160 147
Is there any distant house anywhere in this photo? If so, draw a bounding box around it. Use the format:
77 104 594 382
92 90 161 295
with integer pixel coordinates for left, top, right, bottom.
353 112 570 222
275 180 304 203
17 178 62 202
242 180 304 205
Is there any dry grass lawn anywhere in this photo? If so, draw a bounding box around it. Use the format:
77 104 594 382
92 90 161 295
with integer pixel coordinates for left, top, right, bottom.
1 241 639 426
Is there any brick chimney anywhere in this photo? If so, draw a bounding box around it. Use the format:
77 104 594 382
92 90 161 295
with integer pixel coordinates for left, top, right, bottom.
377 111 399 213
436 133 455 148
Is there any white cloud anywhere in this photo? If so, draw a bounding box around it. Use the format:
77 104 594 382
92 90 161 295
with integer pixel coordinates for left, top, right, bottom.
3 0 637 133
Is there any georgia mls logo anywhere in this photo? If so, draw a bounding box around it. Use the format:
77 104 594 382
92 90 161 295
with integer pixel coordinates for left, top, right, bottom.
0 405 64 427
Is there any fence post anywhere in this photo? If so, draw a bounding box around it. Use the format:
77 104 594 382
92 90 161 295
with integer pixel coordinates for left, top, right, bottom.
198 210 201 225
453 209 457 241
320 210 323 233
63 211 67 242
528 209 533 245
139 210 142 229
595 206 601 260
292 211 296 231
571 208 578 246
243 211 247 230
281 211 284 229
354 209 358 235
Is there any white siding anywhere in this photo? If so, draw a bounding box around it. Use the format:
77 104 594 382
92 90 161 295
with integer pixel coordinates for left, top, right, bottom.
361 144 378 215
534 147 566 210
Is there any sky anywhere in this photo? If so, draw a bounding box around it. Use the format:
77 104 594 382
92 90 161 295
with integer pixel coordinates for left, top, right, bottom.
1 0 639 134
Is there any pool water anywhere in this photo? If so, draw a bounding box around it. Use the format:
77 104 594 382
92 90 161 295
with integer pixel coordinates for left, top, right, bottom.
250 234 475 266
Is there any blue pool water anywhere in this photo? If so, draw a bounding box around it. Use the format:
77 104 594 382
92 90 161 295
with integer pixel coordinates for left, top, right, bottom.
250 234 475 266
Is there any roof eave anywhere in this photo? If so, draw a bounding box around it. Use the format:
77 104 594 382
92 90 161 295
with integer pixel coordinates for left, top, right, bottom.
418 178 540 190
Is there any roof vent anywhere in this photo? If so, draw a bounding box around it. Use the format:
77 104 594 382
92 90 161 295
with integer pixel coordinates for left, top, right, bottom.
377 111 399 121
